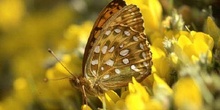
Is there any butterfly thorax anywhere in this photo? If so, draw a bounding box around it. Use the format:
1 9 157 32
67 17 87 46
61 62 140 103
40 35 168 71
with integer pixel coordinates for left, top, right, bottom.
69 76 105 96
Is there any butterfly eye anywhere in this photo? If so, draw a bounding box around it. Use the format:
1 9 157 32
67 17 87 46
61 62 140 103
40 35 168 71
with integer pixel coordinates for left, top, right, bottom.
69 77 81 88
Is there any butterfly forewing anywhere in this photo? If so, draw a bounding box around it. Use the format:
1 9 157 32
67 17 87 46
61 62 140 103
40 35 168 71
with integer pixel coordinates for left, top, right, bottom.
83 0 126 72
84 4 152 90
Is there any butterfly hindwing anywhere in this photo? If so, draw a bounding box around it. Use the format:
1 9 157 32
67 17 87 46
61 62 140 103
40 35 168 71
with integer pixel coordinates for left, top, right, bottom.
84 4 152 90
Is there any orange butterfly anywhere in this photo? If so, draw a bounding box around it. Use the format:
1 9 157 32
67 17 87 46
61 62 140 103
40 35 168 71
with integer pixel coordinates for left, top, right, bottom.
70 0 152 104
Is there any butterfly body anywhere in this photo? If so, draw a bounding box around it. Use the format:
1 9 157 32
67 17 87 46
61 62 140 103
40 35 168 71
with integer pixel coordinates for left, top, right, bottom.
70 0 152 97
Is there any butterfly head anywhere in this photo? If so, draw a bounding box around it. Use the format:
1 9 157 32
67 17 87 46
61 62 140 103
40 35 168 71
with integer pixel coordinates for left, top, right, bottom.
69 76 82 90
69 76 105 96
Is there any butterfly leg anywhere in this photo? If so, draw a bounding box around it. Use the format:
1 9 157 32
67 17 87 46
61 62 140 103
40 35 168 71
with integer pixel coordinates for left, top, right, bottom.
81 85 88 105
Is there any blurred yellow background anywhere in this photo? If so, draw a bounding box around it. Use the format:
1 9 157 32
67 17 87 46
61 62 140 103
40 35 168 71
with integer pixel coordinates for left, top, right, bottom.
0 0 219 110
0 0 109 109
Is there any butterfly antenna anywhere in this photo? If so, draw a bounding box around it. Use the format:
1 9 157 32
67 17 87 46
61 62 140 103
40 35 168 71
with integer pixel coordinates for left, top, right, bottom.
48 48 76 78
43 76 71 82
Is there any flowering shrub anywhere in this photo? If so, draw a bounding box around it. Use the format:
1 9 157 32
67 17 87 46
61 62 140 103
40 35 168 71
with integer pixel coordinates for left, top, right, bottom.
48 0 220 110
0 0 219 110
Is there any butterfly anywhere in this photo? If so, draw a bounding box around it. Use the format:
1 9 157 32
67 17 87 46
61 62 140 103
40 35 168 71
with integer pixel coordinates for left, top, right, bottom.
69 0 152 102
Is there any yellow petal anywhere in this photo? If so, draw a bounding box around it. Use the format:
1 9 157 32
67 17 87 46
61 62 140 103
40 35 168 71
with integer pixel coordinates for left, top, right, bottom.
178 34 192 49
125 78 150 110
170 52 178 64
125 0 162 34
183 44 196 60
104 93 115 109
126 93 146 110
151 46 171 81
153 73 173 95
173 77 202 110
81 104 92 110
115 100 126 110
98 90 120 109
128 82 136 93
192 32 214 50
151 36 165 51
132 77 150 100
105 90 120 103
145 99 163 110
151 46 166 59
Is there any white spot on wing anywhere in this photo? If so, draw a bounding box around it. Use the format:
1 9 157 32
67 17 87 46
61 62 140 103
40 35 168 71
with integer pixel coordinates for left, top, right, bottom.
119 44 124 48
114 28 121 33
120 49 129 56
124 31 130 36
131 65 140 72
105 30 111 36
108 46 115 52
140 43 144 50
122 58 129 64
115 69 121 74
94 46 100 53
102 46 108 54
142 52 147 59
133 36 138 41
143 62 148 67
105 59 114 66
103 74 110 79
91 59 98 65
101 67 104 71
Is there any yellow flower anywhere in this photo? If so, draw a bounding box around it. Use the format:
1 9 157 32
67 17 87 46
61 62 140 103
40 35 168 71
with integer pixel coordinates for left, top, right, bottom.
0 0 25 29
97 90 131 110
173 77 203 110
153 73 173 110
13 77 28 91
147 32 174 84
98 90 120 110
125 77 162 110
174 31 214 63
150 46 172 83
153 73 173 96
125 0 162 34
